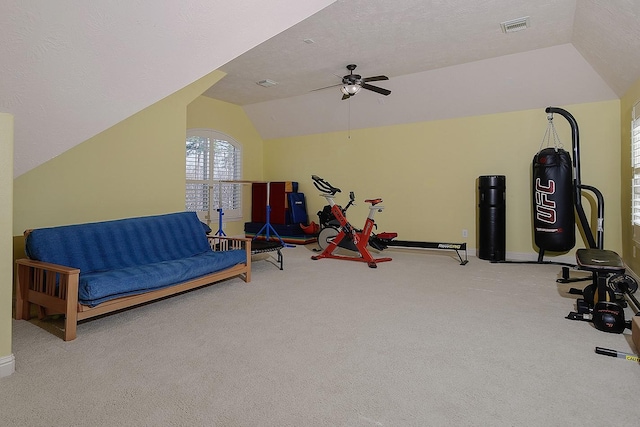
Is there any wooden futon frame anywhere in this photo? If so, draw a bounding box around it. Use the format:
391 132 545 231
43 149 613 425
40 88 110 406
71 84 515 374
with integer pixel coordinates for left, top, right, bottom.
15 236 251 341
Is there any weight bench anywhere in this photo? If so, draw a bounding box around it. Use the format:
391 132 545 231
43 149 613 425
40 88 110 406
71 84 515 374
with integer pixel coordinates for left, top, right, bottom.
576 248 625 303
567 248 629 333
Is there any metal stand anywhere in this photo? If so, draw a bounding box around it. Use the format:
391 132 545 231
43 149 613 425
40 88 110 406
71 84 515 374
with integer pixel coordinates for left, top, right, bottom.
215 183 226 237
253 182 291 247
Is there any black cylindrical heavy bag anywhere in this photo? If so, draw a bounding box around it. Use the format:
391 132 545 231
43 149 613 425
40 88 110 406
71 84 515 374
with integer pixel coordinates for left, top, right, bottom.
532 147 575 252
478 175 506 261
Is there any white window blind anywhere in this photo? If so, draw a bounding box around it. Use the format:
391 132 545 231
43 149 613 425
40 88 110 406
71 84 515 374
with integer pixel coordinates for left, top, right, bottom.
186 129 242 221
632 102 640 242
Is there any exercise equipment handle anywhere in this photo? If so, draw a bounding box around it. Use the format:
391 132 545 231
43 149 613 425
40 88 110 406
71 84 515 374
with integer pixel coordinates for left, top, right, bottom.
595 347 618 357
595 347 640 362
341 191 356 212
312 175 341 195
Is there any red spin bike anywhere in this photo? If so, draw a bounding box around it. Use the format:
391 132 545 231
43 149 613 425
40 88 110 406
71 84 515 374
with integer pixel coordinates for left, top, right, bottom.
310 175 393 268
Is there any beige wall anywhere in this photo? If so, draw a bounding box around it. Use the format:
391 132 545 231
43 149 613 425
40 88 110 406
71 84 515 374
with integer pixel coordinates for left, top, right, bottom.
1 113 14 374
620 77 640 273
264 100 622 260
186 96 265 236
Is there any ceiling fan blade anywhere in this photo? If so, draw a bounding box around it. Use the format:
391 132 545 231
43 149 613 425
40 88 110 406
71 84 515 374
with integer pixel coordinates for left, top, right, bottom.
341 93 351 100
311 83 342 92
361 83 391 96
362 75 389 83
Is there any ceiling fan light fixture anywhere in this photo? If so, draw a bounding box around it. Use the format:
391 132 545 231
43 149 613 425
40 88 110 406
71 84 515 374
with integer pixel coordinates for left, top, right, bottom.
341 84 361 95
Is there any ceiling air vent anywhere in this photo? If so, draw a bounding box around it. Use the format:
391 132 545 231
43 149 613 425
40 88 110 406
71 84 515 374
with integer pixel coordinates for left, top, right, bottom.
500 16 530 33
256 79 278 87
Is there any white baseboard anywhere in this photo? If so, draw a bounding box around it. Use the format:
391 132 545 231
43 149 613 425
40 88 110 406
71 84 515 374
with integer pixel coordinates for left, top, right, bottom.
504 251 575 265
0 353 15 378
399 246 576 265
464 247 575 265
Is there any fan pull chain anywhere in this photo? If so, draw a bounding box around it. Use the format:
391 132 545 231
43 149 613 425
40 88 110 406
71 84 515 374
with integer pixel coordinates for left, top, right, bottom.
348 98 351 139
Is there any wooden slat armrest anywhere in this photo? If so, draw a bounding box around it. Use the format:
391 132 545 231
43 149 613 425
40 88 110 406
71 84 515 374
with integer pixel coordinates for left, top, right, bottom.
207 235 252 252
206 236 252 282
207 235 252 243
15 258 81 339
15 258 80 275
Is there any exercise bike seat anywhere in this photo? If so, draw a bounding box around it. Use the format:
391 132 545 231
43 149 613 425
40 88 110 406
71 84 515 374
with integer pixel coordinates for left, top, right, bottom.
376 232 398 240
365 198 383 205
575 248 625 273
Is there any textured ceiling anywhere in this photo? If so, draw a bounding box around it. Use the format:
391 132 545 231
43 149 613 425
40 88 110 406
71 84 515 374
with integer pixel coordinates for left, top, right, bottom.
205 0 640 106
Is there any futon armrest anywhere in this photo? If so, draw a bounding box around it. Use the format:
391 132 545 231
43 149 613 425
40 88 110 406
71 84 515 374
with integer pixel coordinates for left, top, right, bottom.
15 258 80 323
16 258 80 275
207 235 252 253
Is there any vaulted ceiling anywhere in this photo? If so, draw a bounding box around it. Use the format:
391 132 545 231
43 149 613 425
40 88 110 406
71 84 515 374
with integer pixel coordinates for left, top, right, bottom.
204 0 640 141
3 1 640 177
207 0 640 105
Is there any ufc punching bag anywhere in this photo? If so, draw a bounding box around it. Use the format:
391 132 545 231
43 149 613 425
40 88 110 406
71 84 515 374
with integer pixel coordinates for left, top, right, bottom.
532 147 575 252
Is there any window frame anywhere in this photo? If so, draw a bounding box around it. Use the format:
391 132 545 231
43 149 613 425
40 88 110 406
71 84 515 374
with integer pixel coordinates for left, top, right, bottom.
631 102 640 243
186 128 243 222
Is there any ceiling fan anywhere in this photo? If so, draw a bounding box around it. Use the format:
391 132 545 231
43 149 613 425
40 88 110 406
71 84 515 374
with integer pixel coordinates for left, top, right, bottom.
316 64 391 100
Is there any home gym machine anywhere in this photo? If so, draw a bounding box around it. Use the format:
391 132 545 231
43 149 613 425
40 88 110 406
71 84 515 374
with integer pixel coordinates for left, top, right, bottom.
311 175 469 266
534 107 638 333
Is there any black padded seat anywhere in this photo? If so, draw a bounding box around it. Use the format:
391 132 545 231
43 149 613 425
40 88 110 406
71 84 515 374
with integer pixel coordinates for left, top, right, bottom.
575 248 625 304
575 248 625 273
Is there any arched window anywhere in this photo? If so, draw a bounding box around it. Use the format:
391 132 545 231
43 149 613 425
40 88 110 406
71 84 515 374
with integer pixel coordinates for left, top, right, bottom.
186 129 242 221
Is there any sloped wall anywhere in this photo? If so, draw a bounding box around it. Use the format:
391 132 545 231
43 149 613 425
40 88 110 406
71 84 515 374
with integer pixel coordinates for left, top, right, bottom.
13 71 226 235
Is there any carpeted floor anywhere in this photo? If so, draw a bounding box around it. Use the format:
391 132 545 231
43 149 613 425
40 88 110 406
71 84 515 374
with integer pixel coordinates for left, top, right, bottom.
1 245 638 426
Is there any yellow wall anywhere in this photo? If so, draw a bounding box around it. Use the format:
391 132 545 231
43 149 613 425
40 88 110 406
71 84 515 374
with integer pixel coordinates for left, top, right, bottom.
186 96 264 236
1 113 14 370
13 70 227 235
620 77 640 273
264 100 622 259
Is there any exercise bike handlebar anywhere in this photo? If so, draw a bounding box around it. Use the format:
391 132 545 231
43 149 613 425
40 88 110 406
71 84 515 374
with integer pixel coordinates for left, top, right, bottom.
312 175 341 195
